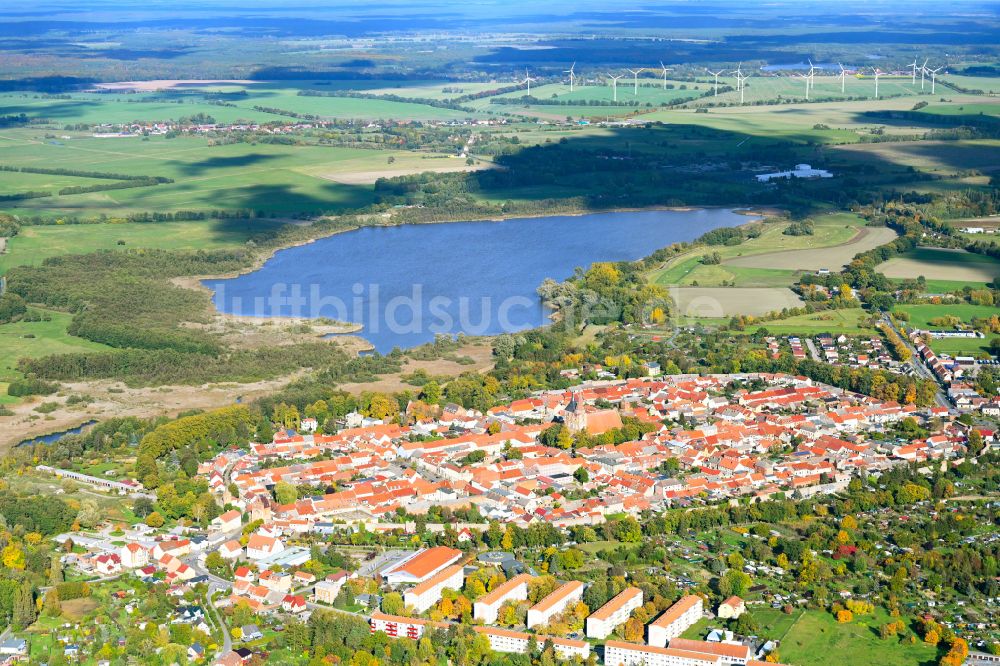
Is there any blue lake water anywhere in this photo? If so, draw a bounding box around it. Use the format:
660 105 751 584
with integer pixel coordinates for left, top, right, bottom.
205 208 752 353
17 420 96 447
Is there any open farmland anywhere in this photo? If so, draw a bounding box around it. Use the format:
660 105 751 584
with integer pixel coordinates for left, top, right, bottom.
649 213 873 289
939 73 1000 94
671 286 804 317
0 219 285 273
834 139 1000 174
0 82 486 125
685 73 941 107
878 247 1000 283
726 225 899 271
0 132 426 216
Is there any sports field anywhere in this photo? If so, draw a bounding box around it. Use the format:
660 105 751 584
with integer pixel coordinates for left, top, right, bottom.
897 302 997 356
878 247 1000 283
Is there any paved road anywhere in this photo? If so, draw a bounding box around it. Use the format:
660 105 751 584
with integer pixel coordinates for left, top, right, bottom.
804 337 822 362
183 554 233 595
206 591 232 654
881 315 951 408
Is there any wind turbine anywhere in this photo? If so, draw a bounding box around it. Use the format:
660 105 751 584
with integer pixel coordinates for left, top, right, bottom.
872 67 882 99
733 62 744 90
658 61 672 89
909 59 919 85
797 73 810 100
521 69 536 96
564 62 576 92
807 59 817 90
707 69 724 97
929 65 943 94
838 63 848 94
920 58 929 90
735 71 748 104
607 73 624 102
627 67 644 95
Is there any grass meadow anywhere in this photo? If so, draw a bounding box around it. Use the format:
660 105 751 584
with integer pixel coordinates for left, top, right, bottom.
879 247 1000 283
0 310 113 384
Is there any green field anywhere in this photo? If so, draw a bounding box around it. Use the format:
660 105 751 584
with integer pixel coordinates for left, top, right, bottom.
0 310 113 383
896 303 997 356
0 132 445 216
939 74 1000 95
879 247 1000 283
766 608 939 666
686 73 939 107
742 308 874 335
0 82 484 124
0 218 284 273
649 213 866 288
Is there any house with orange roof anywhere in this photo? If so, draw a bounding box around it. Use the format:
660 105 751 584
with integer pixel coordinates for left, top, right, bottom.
403 564 464 613
383 547 463 586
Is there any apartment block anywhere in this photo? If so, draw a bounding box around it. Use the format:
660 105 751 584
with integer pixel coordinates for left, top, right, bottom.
585 587 643 639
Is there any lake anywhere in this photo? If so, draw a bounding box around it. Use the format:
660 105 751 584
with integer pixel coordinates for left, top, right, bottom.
205 208 753 352
17 420 96 447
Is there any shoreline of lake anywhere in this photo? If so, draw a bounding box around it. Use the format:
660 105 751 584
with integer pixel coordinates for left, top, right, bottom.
201 207 761 353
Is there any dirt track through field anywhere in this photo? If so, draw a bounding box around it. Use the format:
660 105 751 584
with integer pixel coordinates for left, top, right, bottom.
725 226 898 271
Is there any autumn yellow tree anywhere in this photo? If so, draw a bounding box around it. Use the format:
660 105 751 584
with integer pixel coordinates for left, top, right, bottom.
622 616 644 642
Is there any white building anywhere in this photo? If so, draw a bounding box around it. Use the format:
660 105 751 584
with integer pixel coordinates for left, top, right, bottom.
218 540 243 560
527 580 584 629
605 641 722 666
245 533 285 561
585 587 643 639
756 164 833 182
648 595 704 647
211 510 242 533
403 564 464 613
668 639 752 665
120 543 149 569
474 573 532 624
473 627 590 660
370 611 447 640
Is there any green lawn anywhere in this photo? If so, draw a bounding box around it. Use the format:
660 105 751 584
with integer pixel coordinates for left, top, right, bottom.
896 303 999 329
772 608 939 666
0 310 112 382
920 278 991 293
0 219 285 273
895 303 997 356
742 308 874 335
